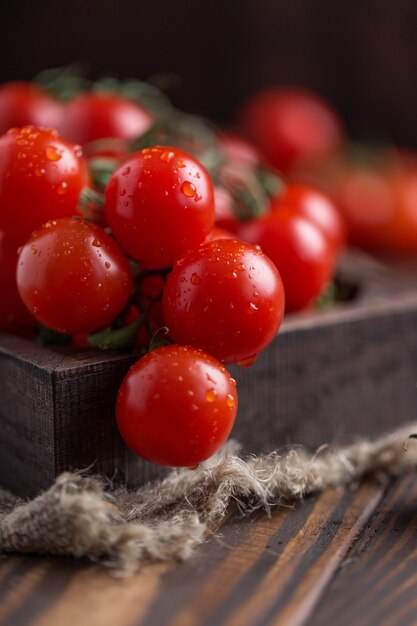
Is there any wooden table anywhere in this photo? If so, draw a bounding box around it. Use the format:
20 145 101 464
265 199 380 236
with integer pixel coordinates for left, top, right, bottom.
1 473 417 626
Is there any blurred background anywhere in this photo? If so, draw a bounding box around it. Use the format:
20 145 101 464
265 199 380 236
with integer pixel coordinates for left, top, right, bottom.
2 0 417 144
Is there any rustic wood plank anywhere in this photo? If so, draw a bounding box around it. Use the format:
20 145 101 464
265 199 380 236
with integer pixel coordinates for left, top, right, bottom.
308 473 417 626
0 481 384 626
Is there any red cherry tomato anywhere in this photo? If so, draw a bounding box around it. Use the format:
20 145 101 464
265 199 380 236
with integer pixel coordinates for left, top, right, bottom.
292 148 417 254
117 345 238 467
58 92 153 146
0 230 36 337
238 87 344 174
16 217 133 334
240 211 335 312
336 158 417 253
163 239 285 364
105 146 215 269
0 126 88 242
0 82 62 136
271 184 346 253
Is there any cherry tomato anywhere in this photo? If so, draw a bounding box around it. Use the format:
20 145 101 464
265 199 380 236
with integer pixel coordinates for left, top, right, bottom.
292 148 417 253
0 126 89 242
0 230 36 337
271 184 346 253
58 92 153 146
116 345 238 467
16 217 133 334
240 210 335 312
163 239 285 364
336 156 417 253
238 87 344 174
0 82 62 136
105 146 215 269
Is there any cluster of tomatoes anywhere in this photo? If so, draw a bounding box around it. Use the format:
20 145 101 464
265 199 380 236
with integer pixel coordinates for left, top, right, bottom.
0 77 350 469
238 86 417 254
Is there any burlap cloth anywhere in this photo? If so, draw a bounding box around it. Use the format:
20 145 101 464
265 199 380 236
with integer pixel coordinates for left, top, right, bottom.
1 425 417 575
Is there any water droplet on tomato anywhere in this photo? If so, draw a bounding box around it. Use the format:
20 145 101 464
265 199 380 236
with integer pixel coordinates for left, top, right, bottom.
122 166 131 176
46 146 62 161
237 263 245 271
230 377 237 387
181 181 196 197
92 239 102 247
249 302 259 312
17 152 27 160
120 188 126 196
177 160 186 168
160 150 174 163
191 273 201 285
206 388 217 402
105 262 111 269
226 394 235 408
35 168 46 177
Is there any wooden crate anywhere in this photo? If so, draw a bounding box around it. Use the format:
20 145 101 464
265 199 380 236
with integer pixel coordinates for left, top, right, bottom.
1 252 417 497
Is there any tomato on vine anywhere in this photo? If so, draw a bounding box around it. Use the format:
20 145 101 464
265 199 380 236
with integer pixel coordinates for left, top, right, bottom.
116 345 238 467
0 82 62 136
16 217 133 334
105 146 215 269
0 126 89 242
238 87 344 174
58 92 153 146
271 184 346 253
163 239 285 364
240 210 335 312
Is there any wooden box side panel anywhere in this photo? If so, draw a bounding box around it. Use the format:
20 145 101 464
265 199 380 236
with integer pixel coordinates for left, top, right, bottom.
53 356 167 487
231 304 417 451
0 353 55 495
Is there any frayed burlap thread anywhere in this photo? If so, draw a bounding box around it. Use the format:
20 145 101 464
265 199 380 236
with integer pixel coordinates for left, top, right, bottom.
1 424 417 575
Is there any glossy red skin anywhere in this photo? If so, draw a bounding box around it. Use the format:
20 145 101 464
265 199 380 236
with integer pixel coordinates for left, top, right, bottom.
238 88 344 174
105 146 215 269
117 345 238 467
240 211 335 312
271 184 346 253
0 230 36 337
163 239 285 364
0 82 62 136
16 217 133 334
0 126 88 242
58 93 153 145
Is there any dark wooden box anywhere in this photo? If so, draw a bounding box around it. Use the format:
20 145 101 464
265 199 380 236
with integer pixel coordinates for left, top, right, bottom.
1 252 417 497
